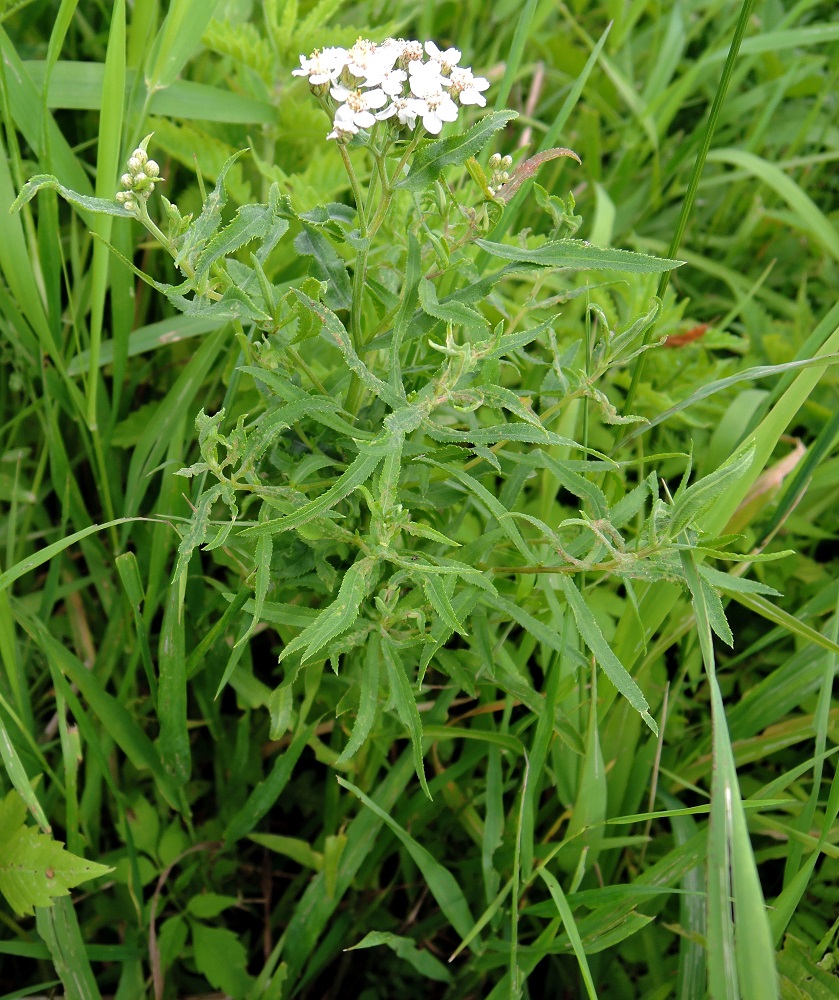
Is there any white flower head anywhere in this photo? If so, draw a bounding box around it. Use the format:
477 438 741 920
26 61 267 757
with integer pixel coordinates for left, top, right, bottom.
378 65 408 97
398 39 424 68
376 97 420 130
293 46 347 87
342 37 396 86
329 85 388 132
412 86 459 134
408 59 446 98
448 66 490 106
425 40 462 73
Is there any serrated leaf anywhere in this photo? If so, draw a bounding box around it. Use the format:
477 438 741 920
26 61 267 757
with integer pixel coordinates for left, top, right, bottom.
418 277 488 332
554 577 657 733
396 110 518 192
381 638 430 799
669 442 756 537
348 931 453 983
195 202 289 283
0 790 113 917
10 173 131 218
293 291 403 407
241 449 382 537
475 237 684 273
337 637 381 764
294 225 352 311
418 571 466 636
278 558 373 663
191 922 253 997
174 149 247 271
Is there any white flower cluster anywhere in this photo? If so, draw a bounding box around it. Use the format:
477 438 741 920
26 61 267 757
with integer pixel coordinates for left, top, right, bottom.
293 38 490 141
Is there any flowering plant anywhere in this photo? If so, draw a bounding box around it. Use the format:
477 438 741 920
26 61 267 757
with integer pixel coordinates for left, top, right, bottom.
9 38 735 803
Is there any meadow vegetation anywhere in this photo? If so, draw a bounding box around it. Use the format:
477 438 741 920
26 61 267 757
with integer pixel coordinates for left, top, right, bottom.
0 1 838 998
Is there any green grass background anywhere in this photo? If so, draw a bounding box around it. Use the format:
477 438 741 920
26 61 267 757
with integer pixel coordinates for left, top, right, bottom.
0 0 838 997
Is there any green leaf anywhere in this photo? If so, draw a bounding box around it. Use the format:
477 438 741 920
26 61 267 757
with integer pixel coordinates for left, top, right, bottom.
10 173 132 218
0 790 113 917
293 291 403 408
475 237 683 272
348 931 453 983
294 224 352 311
337 638 381 764
278 557 373 664
190 922 253 999
241 449 383 537
381 637 431 799
195 201 289 283
418 277 488 332
554 576 657 733
396 111 518 192
174 149 247 271
669 442 755 537
338 776 476 940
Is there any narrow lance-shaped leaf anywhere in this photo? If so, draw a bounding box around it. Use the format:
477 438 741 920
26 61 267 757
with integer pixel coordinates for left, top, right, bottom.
337 638 382 764
554 576 657 733
278 558 374 664
10 173 132 217
475 237 684 273
669 441 755 537
396 110 518 192
381 637 431 799
294 290 404 408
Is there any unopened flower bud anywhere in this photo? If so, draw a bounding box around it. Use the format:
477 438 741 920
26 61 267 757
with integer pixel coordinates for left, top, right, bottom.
120 172 133 188
132 148 148 166
124 198 137 213
489 153 501 169
116 191 128 203
128 156 142 172
501 155 513 169
134 172 147 186
145 160 160 178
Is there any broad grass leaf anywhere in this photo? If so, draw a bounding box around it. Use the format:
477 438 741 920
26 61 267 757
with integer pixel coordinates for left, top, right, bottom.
395 110 518 192
248 834 322 871
475 237 683 272
158 583 191 783
18 611 183 810
554 576 657 733
348 931 452 983
536 868 598 1000
36 898 102 1000
338 776 476 940
224 721 316 843
680 548 778 1000
381 637 430 799
0 790 113 917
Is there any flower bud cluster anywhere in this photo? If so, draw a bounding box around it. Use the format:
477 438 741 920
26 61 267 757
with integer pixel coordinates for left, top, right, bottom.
487 153 514 197
293 38 490 142
116 137 162 214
